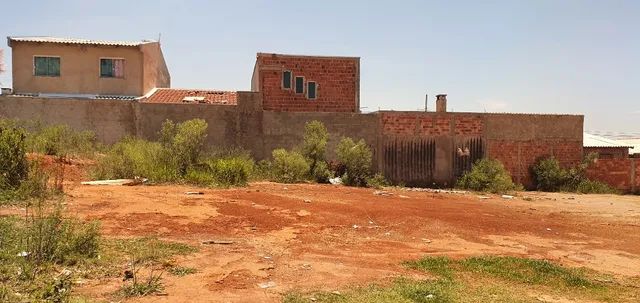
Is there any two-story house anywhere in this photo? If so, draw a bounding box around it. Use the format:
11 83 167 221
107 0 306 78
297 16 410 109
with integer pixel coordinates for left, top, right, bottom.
7 36 170 98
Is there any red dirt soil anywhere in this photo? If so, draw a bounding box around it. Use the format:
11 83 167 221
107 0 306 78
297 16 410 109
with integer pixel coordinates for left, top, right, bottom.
2 162 639 302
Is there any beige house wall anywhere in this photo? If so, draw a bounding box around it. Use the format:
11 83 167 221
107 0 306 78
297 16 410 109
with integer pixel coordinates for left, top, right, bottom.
10 41 169 96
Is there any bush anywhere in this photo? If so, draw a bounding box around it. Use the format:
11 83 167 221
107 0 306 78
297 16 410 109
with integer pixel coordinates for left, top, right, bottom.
532 157 567 192
0 126 28 190
207 155 254 186
27 124 96 157
167 119 208 175
366 173 389 189
300 121 329 176
456 159 520 193
311 160 332 183
271 149 310 183
532 155 616 194
336 137 372 187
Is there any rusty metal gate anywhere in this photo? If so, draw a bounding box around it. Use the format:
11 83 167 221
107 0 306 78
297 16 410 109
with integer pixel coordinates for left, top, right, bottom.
452 137 484 179
382 137 436 186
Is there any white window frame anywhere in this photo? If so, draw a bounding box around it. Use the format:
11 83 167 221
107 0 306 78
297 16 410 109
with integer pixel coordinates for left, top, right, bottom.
282 70 292 90
294 76 305 94
99 57 126 79
306 81 318 100
33 55 61 77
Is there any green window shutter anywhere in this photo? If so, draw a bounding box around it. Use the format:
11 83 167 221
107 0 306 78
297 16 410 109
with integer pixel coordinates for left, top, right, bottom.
295 77 304 94
282 71 292 89
100 59 113 77
307 82 316 99
34 57 48 76
48 57 60 76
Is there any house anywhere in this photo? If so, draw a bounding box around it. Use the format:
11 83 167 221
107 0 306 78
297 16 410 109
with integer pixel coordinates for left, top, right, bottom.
7 36 170 98
583 132 633 159
251 53 360 112
143 88 237 105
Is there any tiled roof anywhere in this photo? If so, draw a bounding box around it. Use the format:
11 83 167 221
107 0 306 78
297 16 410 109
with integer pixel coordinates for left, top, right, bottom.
584 132 634 148
7 36 155 47
143 88 238 105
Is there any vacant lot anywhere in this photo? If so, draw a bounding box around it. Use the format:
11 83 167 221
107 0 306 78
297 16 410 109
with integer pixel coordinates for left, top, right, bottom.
2 162 639 302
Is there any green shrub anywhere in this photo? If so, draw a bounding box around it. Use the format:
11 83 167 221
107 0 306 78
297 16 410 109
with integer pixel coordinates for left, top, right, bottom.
168 119 208 175
0 126 28 190
366 173 389 189
253 159 273 181
456 158 520 193
208 156 254 186
336 137 372 187
532 157 568 191
301 121 328 173
92 137 179 182
271 148 310 183
27 124 96 157
311 160 332 183
532 155 616 194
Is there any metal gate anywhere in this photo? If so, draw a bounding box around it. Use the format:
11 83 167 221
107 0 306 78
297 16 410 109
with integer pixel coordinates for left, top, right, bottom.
452 137 484 179
382 137 436 186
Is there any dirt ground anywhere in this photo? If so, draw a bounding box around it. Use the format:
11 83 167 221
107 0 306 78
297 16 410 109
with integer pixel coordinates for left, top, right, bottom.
4 162 640 302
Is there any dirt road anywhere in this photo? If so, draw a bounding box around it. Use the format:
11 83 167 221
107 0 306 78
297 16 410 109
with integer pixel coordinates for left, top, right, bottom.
51 179 640 302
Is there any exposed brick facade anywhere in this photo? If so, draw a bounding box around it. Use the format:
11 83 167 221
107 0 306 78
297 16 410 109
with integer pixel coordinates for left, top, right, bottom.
380 112 483 136
488 139 583 188
583 147 629 159
252 53 359 112
586 158 639 192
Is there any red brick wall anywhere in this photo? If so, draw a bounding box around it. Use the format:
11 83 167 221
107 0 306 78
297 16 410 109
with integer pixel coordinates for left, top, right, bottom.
487 139 583 188
380 113 483 136
586 158 639 192
255 54 359 112
583 147 629 159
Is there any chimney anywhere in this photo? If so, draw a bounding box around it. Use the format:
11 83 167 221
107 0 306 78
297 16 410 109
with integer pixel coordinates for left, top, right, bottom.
436 94 447 112
424 94 428 112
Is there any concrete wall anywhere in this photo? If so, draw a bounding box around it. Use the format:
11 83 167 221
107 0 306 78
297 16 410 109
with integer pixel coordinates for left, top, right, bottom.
0 95 584 188
10 41 169 96
253 53 360 112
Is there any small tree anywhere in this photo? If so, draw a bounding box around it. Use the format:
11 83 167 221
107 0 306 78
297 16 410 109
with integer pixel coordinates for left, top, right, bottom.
336 137 372 187
159 119 208 176
300 120 331 182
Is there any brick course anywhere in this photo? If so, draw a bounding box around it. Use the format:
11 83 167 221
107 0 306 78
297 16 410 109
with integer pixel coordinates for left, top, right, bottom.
380 113 484 136
253 54 359 112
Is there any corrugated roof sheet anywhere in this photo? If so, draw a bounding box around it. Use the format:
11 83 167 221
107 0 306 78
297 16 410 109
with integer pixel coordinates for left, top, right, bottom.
583 132 634 148
7 36 155 47
143 88 238 105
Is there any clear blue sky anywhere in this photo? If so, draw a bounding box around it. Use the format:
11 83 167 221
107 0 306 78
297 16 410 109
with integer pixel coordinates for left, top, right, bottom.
1 0 638 132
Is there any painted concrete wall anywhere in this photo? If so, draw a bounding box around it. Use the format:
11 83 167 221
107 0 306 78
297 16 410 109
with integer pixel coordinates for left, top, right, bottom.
253 53 360 112
10 41 169 96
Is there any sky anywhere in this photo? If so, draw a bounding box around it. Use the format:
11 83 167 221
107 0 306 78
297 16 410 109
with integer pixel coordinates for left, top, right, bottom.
0 0 638 132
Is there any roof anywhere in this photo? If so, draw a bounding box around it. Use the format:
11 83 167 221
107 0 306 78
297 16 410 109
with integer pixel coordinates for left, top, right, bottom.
583 132 634 148
7 36 156 47
142 88 238 105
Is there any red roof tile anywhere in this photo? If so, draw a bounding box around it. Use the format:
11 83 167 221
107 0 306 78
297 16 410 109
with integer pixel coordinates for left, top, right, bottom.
143 88 237 105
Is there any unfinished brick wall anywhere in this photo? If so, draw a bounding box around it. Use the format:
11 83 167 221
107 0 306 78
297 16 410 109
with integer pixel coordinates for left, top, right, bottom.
252 53 359 112
380 112 483 136
487 140 583 188
586 158 639 192
583 147 629 159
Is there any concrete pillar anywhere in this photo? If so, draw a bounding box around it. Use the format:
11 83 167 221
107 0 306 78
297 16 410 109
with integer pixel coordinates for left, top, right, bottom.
436 94 447 112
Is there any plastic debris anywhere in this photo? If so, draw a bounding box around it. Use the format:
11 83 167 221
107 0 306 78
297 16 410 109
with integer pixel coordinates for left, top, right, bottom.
185 191 204 195
501 195 515 199
329 177 343 185
202 240 234 245
81 177 147 186
258 281 276 289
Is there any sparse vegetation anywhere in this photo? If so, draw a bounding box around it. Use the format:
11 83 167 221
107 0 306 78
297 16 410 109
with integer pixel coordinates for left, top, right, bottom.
271 148 310 183
168 266 197 276
532 154 617 194
366 172 389 189
301 121 332 183
336 137 373 187
456 158 521 193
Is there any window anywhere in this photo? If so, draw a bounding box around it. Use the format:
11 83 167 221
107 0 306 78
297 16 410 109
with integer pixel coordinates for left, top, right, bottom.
295 76 304 94
100 58 125 78
282 71 292 89
34 56 60 77
307 81 317 100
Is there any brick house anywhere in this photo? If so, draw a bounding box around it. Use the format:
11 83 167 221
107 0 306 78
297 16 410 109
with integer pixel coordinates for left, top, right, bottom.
251 53 360 112
583 133 632 159
7 36 170 97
